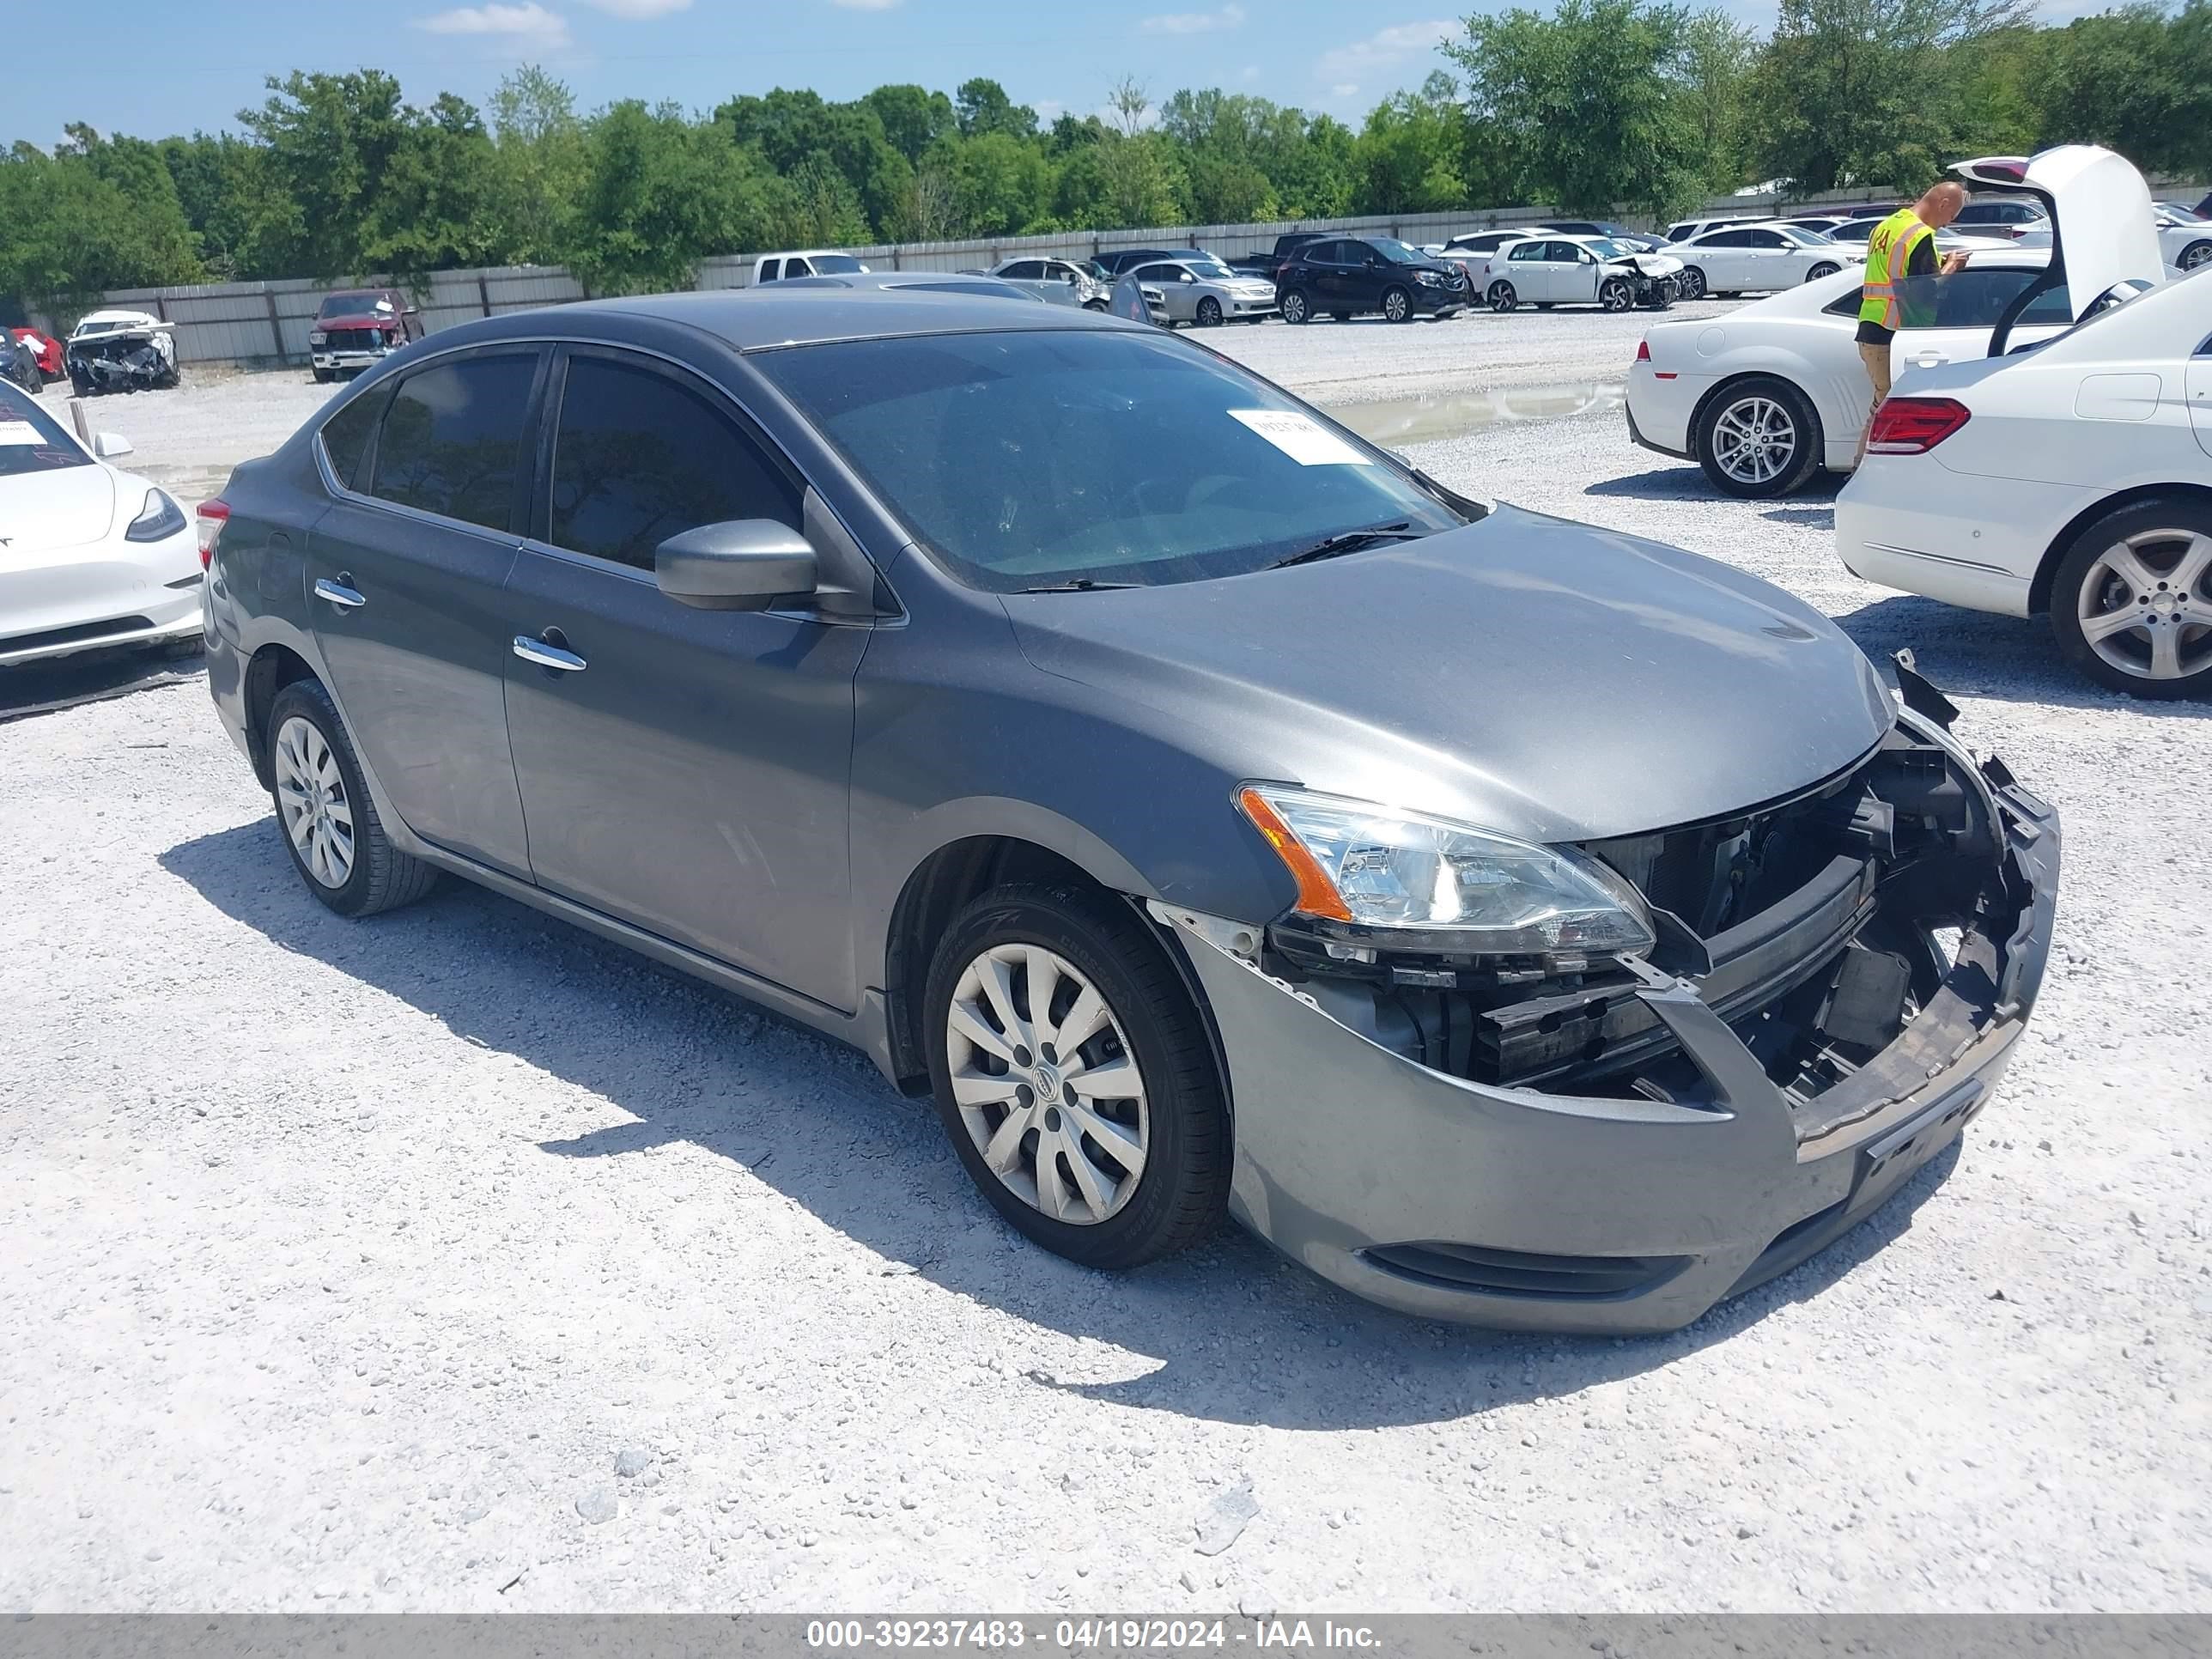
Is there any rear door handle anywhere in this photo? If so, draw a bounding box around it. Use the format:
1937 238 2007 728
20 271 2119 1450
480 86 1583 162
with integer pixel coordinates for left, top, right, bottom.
513 634 586 673
1913 352 1947 368
314 577 366 610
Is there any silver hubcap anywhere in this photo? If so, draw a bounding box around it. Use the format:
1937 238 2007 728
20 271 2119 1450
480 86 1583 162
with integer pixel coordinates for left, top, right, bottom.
1285 294 1304 321
274 714 356 888
1386 291 1407 319
1712 396 1796 484
2076 527 2212 682
945 944 1148 1226
2185 243 2211 270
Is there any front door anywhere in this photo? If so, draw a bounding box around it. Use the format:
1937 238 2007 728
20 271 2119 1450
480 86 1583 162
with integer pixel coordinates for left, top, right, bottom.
2190 336 2212 460
1549 241 1598 303
302 347 543 876
1889 265 2073 382
500 346 866 1010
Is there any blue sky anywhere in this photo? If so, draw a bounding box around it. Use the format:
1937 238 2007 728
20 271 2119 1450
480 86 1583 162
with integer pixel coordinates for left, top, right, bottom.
13 1 1522 148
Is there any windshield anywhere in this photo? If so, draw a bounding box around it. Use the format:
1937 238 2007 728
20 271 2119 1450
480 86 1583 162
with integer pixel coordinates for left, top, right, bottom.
319 293 393 319
1183 256 1233 278
811 253 866 274
758 329 1470 592
1773 226 1831 245
0 384 91 477
1583 239 1636 259
1370 239 1426 264
1823 222 1875 244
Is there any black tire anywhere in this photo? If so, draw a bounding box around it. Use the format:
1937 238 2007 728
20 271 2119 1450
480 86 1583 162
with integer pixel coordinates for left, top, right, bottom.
1599 277 1632 312
1195 295 1224 327
1488 280 1517 313
2047 498 2212 698
2180 240 2212 271
1279 288 1310 325
923 882 1230 1270
1679 265 1708 301
1083 299 1109 312
1693 375 1825 500
70 373 94 398
312 367 333 383
265 678 440 917
1381 284 1413 323
1806 261 1841 282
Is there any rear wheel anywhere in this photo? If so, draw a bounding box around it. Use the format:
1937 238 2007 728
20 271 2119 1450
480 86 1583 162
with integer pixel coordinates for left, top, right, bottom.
1599 277 1632 312
2049 500 2212 697
1382 284 1413 323
2180 240 2212 271
1679 265 1708 301
1694 376 1824 499
1279 289 1310 325
1806 261 1841 281
1195 296 1223 327
265 679 440 917
1487 280 1517 313
924 883 1229 1269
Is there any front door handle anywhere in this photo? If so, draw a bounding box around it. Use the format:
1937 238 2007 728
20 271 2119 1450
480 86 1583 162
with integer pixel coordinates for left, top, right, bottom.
513 634 586 673
314 576 366 610
1913 351 1947 369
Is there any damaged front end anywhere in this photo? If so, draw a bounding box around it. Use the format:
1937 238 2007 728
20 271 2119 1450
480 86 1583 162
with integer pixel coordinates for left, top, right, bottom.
1159 660 2058 1333
1609 255 1683 309
64 329 179 396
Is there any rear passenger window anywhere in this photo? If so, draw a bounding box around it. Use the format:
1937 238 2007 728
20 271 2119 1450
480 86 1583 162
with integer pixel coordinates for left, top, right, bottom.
367 354 538 532
549 355 800 571
319 385 390 491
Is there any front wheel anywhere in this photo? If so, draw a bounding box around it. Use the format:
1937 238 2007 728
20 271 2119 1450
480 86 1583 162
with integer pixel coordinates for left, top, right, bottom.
2180 240 2212 271
1488 280 1517 313
1599 277 1632 312
1195 296 1223 327
312 367 333 383
1381 284 1413 323
265 679 440 917
1279 289 1310 325
925 883 1230 1269
1806 261 1841 281
1678 265 1708 301
2049 501 2212 697
1694 376 1824 499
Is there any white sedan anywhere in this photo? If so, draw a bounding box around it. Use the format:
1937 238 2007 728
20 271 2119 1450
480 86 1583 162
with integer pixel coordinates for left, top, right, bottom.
1668 223 1852 299
1474 234 1684 312
1626 145 2168 498
0 384 202 669
1836 265 2207 696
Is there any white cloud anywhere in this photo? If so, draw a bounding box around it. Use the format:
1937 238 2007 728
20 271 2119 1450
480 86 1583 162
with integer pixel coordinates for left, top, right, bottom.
1238 64 1261 82
1330 82 1359 99
580 0 690 13
1031 99 1066 123
411 3 572 47
1315 19 1455 84
1140 3 1246 33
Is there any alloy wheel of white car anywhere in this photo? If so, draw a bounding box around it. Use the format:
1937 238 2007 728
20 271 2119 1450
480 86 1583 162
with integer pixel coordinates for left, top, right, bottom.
1600 278 1632 312
945 942 1150 1225
2069 526 2212 685
274 714 356 889
2181 240 2212 270
1806 261 1842 281
1488 281 1517 313
1196 296 1224 327
1678 265 1707 300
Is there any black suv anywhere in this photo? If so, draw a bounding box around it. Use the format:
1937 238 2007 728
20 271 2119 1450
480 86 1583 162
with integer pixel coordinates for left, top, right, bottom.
1275 236 1469 325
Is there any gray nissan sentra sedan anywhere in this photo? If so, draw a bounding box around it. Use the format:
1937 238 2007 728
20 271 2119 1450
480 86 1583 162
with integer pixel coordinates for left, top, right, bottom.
198 290 2059 1334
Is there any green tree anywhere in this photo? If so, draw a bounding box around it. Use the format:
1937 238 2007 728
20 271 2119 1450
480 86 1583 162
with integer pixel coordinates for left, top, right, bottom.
2034 4 2192 172
1446 0 1705 217
362 94 502 276
1680 9 1760 191
955 77 1039 140
236 70 414 277
488 65 586 266
562 100 776 295
949 131 1050 235
862 84 957 162
54 125 204 283
1352 72 1473 214
715 88 912 237
1748 0 2032 194
0 142 204 311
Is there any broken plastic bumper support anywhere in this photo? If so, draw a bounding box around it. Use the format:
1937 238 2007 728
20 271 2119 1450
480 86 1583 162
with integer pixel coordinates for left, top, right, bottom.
1157 755 2058 1335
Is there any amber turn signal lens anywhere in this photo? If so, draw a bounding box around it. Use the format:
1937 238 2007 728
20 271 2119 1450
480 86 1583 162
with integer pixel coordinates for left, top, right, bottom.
1236 786 1353 922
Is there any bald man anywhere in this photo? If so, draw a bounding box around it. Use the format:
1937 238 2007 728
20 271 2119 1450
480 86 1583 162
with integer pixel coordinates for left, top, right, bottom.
1856 181 1973 462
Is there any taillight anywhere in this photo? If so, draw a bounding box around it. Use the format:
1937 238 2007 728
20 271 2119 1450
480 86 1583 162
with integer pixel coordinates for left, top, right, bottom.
197 499 229 569
1635 339 1651 362
1866 397 1972 454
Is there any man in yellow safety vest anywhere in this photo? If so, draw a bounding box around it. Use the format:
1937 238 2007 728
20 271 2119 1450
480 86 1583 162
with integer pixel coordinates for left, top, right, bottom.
1856 181 1972 461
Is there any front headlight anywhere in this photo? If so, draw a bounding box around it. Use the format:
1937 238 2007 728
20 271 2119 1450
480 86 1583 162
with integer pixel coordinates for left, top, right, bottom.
1236 785 1656 958
308 331 327 345
1414 270 1445 285
125 488 188 544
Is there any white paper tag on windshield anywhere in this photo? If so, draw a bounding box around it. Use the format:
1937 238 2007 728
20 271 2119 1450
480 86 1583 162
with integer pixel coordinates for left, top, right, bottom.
1229 408 1373 466
0 420 45 446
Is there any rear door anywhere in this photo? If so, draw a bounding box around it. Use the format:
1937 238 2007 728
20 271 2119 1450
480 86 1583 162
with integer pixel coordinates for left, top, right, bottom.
1889 264 2073 380
303 347 543 876
500 344 866 1006
2190 329 2212 461
1504 239 1551 299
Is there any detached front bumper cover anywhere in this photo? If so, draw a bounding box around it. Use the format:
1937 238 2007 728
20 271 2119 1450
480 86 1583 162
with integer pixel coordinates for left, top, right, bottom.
1163 690 2059 1334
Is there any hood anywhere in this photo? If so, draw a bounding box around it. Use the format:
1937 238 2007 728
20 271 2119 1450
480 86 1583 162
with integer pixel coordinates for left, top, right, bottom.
0 465 118 550
1615 252 1683 277
316 311 399 330
1954 146 2166 315
1005 505 1893 844
68 310 164 341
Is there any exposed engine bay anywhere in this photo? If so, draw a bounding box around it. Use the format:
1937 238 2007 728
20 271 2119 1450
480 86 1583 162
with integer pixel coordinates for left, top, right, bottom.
65 324 180 397
1257 678 2032 1136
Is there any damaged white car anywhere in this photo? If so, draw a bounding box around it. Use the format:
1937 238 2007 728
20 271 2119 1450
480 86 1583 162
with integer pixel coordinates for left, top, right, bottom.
1478 234 1684 313
64 309 181 398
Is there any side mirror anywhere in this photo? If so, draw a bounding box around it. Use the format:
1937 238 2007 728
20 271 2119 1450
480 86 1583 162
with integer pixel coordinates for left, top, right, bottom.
655 520 817 612
93 432 134 459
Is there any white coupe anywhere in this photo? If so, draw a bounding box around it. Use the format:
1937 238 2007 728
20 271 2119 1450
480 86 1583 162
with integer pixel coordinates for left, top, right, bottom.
1836 264 2208 696
1668 222 1851 300
1626 146 2169 498
0 384 202 669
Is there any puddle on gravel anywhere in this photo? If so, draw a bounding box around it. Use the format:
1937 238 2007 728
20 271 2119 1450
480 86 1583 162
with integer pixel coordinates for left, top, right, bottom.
1326 381 1625 447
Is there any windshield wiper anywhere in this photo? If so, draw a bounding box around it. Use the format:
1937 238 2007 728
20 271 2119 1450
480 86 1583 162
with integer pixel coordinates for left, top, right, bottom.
1014 578 1140 592
1267 522 1425 570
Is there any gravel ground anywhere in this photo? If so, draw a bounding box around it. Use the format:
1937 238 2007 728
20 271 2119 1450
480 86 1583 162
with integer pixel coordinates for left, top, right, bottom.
3 311 2209 1614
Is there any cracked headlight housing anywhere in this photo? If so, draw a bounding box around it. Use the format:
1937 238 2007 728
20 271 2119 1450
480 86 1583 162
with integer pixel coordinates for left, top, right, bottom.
1237 785 1656 958
1414 270 1446 286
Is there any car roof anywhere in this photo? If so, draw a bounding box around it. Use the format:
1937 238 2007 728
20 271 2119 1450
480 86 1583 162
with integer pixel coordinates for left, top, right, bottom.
428 288 1139 353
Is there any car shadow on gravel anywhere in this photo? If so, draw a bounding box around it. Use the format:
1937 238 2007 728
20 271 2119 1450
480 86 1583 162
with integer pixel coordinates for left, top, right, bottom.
163 819 1967 1431
1583 467 1845 506
1840 593 2212 718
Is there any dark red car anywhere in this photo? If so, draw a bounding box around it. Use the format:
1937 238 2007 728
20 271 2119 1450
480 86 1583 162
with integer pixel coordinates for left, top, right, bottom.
307 288 424 383
10 327 64 381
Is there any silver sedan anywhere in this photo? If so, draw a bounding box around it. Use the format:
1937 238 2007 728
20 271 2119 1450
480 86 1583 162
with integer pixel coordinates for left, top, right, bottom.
1123 256 1279 326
